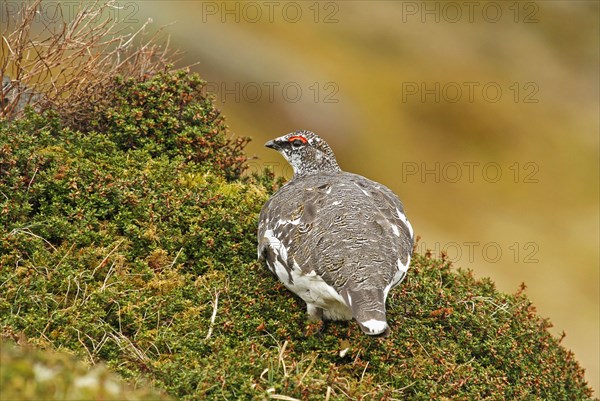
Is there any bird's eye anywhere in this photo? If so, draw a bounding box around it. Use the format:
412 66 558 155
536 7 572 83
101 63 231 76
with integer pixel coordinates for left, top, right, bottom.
288 135 308 148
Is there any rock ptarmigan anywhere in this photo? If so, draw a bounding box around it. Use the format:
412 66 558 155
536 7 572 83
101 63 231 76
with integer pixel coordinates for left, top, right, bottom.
257 130 414 336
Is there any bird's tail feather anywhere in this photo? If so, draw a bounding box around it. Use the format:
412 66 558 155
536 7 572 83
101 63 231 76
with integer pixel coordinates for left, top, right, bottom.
341 288 390 336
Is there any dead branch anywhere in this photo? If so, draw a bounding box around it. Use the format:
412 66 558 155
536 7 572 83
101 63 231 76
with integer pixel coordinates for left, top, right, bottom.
0 0 181 123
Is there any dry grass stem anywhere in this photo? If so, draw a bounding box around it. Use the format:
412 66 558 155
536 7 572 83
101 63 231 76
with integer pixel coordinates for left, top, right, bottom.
1 0 180 124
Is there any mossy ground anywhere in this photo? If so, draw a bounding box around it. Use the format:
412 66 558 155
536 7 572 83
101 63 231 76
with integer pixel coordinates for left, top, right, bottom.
0 71 594 400
1 340 170 401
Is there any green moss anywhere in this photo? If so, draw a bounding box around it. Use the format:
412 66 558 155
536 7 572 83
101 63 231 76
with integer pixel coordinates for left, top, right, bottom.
0 71 594 400
0 340 171 400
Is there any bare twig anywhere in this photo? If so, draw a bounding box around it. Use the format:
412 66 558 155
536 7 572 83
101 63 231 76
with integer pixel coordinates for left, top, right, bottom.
268 395 301 401
92 239 124 276
278 340 289 378
9 227 57 251
205 290 220 340
26 167 37 192
1 0 181 122
298 353 318 385
360 361 369 382
168 247 184 269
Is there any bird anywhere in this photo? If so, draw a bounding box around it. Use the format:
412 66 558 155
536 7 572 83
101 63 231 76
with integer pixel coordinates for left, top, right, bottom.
257 130 414 336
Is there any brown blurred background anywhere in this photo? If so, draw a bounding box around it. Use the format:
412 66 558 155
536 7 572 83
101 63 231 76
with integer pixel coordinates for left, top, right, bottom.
137 0 598 393
19 0 600 394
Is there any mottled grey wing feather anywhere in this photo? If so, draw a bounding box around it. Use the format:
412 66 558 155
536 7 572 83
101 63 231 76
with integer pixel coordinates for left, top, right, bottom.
348 173 414 265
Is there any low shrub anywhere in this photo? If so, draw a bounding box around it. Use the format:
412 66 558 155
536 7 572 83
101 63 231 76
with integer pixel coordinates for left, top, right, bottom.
0 71 593 400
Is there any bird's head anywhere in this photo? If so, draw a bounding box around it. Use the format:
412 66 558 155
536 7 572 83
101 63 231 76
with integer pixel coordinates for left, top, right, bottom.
265 130 341 178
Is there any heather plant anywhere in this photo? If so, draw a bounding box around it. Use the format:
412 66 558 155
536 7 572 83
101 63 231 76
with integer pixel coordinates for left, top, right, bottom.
0 70 594 400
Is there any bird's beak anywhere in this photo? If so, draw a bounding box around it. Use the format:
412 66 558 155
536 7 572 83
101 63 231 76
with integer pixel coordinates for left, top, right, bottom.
265 140 279 150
